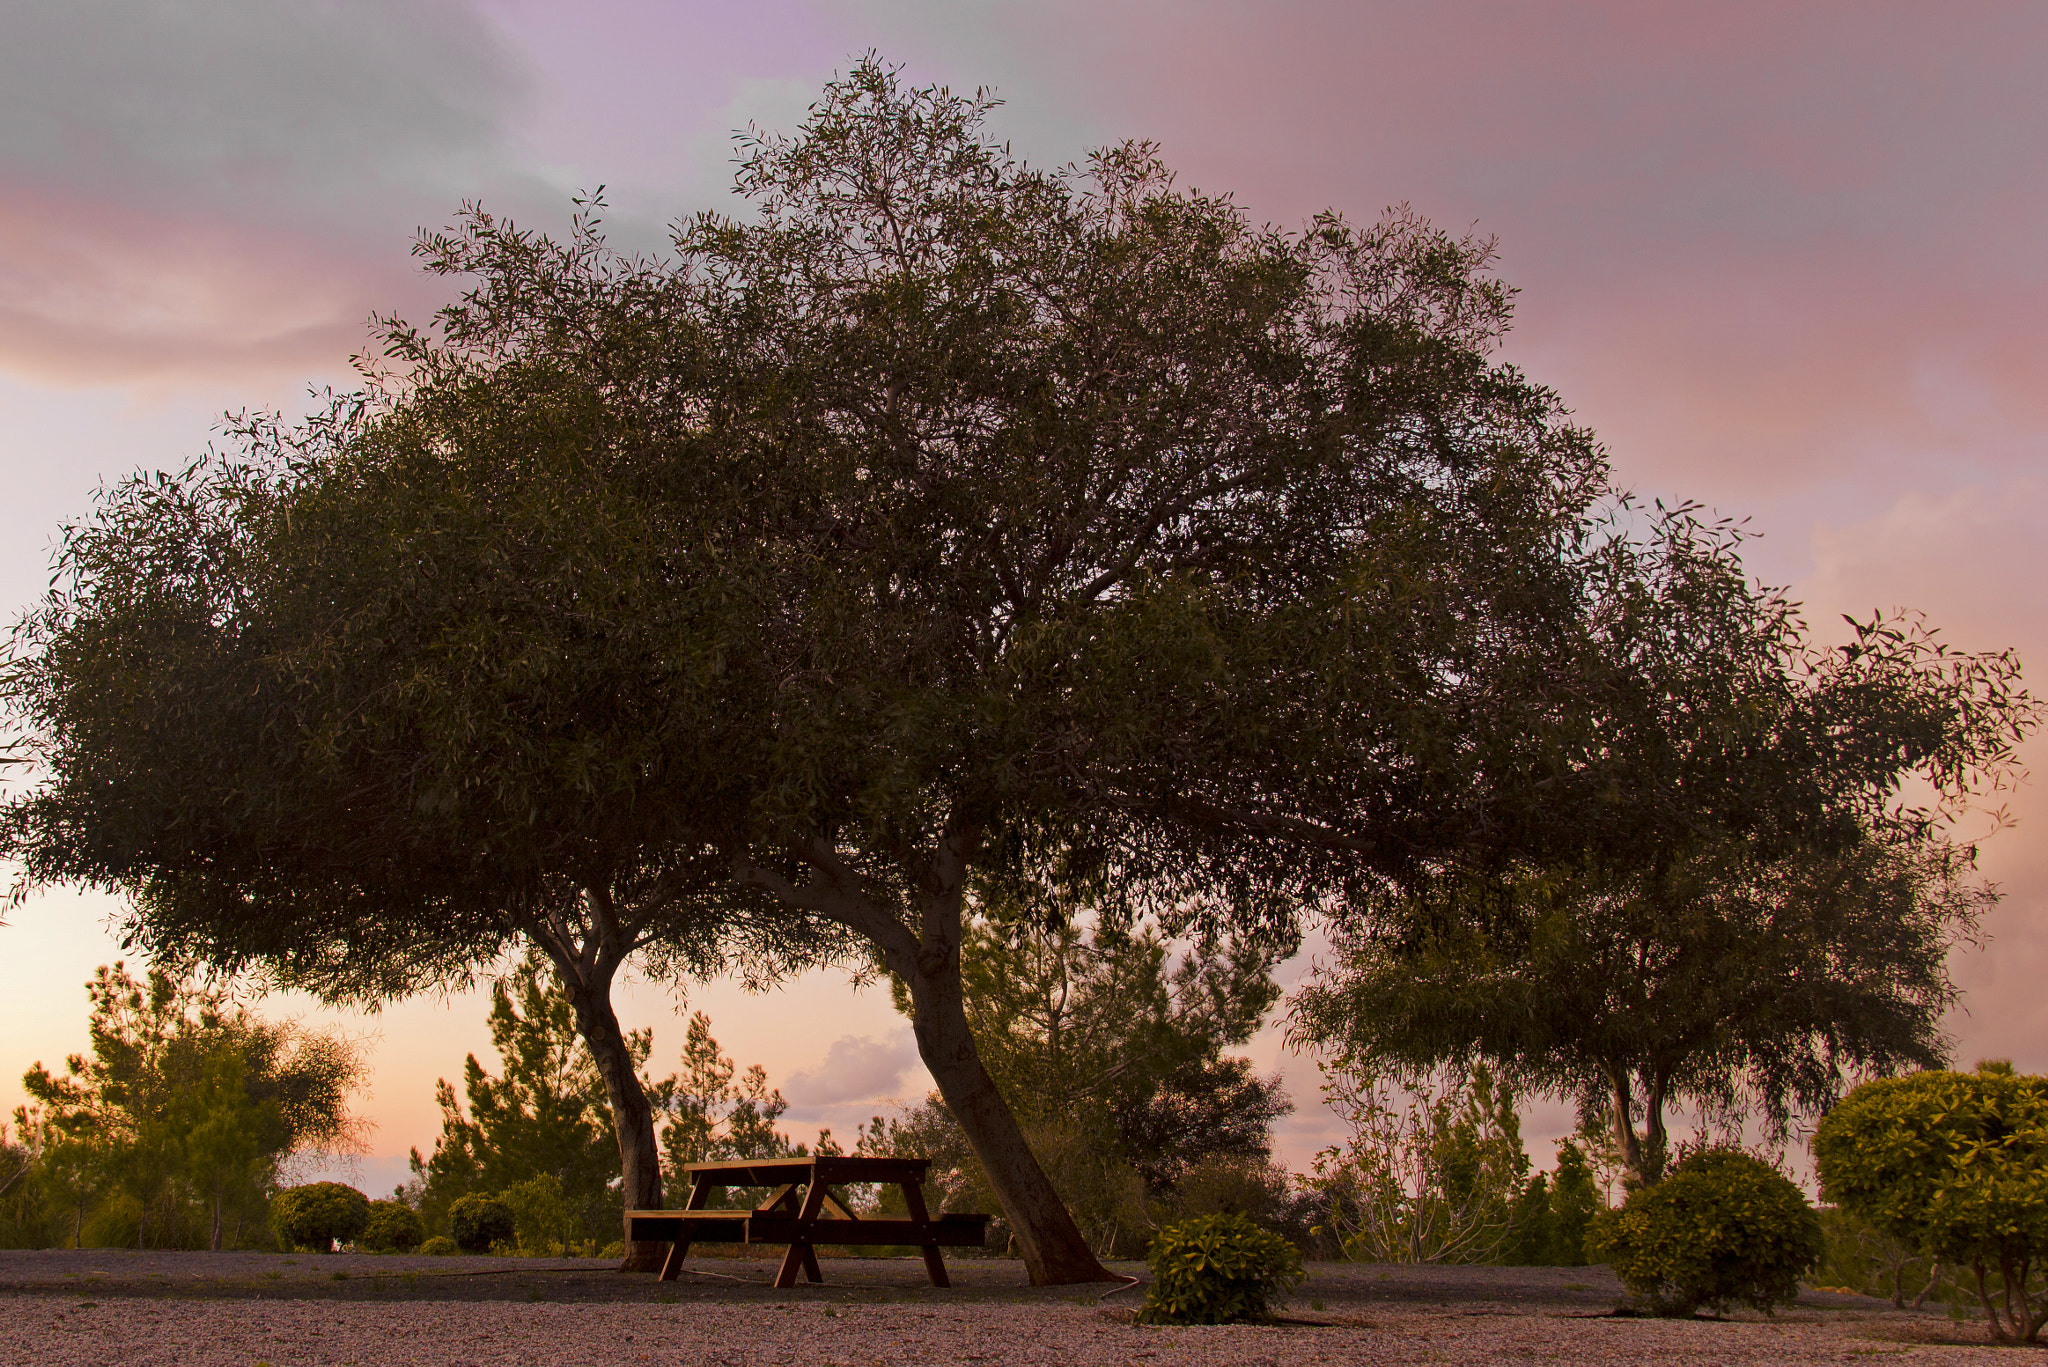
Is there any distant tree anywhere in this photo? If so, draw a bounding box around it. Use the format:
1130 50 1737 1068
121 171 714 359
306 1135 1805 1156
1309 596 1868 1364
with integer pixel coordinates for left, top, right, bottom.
1290 516 2035 1189
651 1009 807 1180
413 955 638 1244
18 964 362 1249
1308 1062 1527 1264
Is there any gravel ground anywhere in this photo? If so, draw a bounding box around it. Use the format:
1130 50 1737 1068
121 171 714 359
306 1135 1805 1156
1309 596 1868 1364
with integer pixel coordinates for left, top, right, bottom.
0 1249 2018 1364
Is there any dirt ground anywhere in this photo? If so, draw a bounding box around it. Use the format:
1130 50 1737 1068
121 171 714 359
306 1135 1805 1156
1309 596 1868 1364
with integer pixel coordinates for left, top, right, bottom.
0 1248 2026 1364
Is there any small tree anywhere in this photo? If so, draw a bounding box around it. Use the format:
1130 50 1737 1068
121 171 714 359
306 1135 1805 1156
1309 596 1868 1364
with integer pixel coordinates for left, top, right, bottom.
19 964 362 1249
1813 1063 2048 1344
1310 1063 1527 1263
272 1181 370 1252
916 914 1290 1196
1289 517 2033 1190
1588 1148 1822 1317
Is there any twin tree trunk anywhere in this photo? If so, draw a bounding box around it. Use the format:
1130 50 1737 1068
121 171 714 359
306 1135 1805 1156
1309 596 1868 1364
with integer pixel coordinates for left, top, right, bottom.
1607 1067 1669 1192
541 853 1118 1287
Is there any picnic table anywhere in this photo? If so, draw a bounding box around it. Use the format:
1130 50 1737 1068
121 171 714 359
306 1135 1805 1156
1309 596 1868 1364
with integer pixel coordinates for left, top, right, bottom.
626 1155 991 1289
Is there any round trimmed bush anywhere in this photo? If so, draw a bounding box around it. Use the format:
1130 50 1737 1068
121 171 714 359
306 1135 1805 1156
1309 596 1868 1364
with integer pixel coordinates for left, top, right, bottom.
418 1235 459 1257
271 1182 371 1253
449 1194 517 1253
360 1199 426 1253
1137 1212 1304 1325
1587 1148 1823 1316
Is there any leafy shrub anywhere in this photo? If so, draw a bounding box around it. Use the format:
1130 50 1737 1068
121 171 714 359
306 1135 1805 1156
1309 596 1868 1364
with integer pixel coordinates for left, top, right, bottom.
417 1235 459 1256
1309 1063 1526 1264
449 1194 516 1253
1587 1149 1821 1316
1814 1063 2048 1343
360 1200 425 1253
500 1174 572 1256
270 1182 371 1253
599 1239 624 1260
1137 1212 1304 1325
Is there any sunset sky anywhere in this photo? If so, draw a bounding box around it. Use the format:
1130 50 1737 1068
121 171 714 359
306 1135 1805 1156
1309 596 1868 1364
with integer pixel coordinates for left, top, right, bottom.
3 0 2043 1192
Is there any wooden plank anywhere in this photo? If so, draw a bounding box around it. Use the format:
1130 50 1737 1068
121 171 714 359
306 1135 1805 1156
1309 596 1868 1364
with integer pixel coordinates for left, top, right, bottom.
679 1156 934 1185
897 1178 949 1287
744 1216 989 1246
630 1210 992 1245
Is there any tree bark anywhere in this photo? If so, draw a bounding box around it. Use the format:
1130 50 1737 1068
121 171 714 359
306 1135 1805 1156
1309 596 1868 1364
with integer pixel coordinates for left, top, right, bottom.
542 934 668 1274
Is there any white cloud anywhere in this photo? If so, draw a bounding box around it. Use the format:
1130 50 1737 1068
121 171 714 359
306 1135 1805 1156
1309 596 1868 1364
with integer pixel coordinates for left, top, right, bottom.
781 1032 919 1108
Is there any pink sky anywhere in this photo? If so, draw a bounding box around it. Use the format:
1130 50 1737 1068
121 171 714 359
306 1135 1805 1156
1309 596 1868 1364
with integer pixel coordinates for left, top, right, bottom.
3 1 2043 1187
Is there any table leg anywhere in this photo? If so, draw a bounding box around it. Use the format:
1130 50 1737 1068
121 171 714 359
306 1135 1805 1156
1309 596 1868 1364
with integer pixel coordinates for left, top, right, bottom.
660 1176 716 1282
657 1239 688 1282
773 1178 832 1288
900 1178 950 1288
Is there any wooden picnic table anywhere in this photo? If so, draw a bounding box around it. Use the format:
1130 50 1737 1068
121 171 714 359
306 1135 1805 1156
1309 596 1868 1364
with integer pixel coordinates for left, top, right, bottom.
626 1155 991 1289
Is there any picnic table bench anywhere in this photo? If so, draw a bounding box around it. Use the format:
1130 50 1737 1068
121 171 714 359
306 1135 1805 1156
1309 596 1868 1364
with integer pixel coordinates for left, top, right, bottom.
627 1155 991 1289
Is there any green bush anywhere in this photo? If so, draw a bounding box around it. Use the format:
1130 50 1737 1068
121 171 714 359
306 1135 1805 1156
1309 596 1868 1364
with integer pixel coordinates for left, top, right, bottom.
448 1194 516 1253
1586 1149 1821 1317
599 1239 625 1260
270 1182 371 1253
1814 1063 2048 1344
417 1234 459 1256
1137 1212 1304 1325
500 1174 572 1256
360 1200 425 1253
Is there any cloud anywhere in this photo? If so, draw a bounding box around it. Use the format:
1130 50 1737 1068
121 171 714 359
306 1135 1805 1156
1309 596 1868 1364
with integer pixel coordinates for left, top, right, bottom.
781 1032 918 1107
847 0 2048 504
1 0 527 214
0 0 550 383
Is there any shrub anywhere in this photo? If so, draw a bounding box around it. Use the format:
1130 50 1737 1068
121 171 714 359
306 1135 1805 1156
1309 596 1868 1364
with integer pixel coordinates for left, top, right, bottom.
1586 1149 1822 1317
418 1235 459 1256
270 1183 371 1253
500 1174 572 1256
360 1200 425 1253
599 1239 625 1260
1814 1063 2048 1344
1137 1212 1304 1325
448 1194 516 1253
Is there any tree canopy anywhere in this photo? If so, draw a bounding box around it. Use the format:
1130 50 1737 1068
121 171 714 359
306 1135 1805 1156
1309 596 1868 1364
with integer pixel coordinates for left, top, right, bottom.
1289 513 2035 1187
3 59 1755 1282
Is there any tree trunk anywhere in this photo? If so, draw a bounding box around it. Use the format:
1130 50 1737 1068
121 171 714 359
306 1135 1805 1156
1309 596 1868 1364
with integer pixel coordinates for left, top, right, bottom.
1608 1070 1645 1192
904 950 1118 1285
548 947 667 1274
734 831 1115 1287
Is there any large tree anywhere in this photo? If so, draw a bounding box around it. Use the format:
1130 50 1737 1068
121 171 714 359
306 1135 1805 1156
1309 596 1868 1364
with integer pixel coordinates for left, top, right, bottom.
1289 516 2035 1188
7 62 1643 1283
